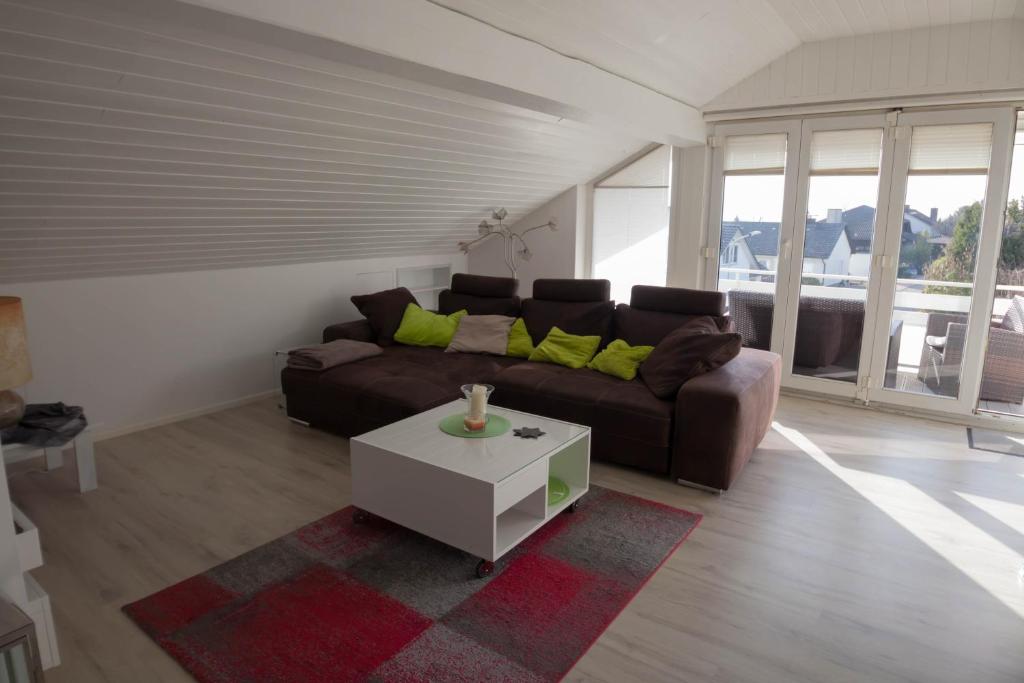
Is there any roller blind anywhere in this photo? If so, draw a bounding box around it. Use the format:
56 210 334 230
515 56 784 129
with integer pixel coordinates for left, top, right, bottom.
723 133 787 175
592 187 669 302
809 129 882 175
909 123 993 174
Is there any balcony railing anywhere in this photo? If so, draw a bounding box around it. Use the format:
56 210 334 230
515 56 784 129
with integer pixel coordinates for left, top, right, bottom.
718 266 1023 317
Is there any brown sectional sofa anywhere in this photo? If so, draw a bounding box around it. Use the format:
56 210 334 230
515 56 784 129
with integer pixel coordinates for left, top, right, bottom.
282 275 781 491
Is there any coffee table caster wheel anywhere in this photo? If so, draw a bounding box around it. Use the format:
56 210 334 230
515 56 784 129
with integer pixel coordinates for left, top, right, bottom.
352 508 370 524
476 560 494 578
565 499 580 513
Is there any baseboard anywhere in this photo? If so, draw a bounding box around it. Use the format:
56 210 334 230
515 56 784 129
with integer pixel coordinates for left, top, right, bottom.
94 390 280 442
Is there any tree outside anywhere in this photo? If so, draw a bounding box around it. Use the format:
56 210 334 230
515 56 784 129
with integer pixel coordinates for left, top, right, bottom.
921 198 1024 293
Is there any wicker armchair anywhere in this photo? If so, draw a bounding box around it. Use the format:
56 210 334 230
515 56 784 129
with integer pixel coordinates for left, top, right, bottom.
727 289 865 369
918 296 1024 404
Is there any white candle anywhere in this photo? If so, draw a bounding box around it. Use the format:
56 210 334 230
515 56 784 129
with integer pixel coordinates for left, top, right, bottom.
470 384 487 420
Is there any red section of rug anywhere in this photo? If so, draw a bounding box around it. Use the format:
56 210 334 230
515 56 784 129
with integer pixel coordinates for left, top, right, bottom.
124 486 701 682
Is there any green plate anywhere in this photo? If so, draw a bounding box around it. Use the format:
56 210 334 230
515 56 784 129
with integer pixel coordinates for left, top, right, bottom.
548 477 570 506
438 413 512 438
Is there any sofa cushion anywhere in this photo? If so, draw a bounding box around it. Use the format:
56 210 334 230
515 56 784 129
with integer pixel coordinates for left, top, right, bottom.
491 362 674 448
506 318 534 358
351 287 417 346
316 345 520 423
587 339 654 381
393 304 466 348
438 273 520 316
521 299 615 347
640 317 742 399
445 314 515 355
528 327 601 369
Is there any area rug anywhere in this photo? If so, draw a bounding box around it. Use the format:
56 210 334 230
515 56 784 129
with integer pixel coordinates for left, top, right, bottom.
123 485 700 682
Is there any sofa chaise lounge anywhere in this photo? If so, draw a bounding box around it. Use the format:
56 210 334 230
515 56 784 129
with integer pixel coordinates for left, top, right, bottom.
282 275 781 491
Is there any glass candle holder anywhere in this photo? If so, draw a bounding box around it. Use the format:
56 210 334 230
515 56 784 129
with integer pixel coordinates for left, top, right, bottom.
461 383 494 432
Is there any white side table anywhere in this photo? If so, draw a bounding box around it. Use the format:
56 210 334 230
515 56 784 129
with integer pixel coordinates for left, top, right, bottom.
2 428 97 494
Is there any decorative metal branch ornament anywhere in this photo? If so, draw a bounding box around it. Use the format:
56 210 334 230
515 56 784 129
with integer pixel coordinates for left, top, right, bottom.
457 207 557 279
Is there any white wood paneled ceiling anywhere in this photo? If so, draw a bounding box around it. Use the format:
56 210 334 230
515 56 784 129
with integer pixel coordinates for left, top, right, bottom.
0 0 645 283
431 0 1024 106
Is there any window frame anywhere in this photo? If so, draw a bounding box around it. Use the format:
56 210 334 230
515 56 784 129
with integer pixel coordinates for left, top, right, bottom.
703 118 804 358
703 106 1018 418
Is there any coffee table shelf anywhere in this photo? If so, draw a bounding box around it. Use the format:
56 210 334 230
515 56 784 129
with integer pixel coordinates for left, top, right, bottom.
351 400 590 569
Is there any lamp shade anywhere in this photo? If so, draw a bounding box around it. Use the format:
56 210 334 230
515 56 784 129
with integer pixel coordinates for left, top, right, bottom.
0 297 32 390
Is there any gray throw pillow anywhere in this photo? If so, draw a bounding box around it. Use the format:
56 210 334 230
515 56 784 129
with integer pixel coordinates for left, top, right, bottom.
446 315 516 355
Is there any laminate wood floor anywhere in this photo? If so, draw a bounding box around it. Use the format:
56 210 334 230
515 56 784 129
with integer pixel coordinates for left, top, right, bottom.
7 396 1024 682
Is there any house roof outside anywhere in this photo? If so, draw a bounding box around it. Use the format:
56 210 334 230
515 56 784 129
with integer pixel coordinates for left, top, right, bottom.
723 204 944 262
841 205 877 252
906 208 939 228
721 220 847 260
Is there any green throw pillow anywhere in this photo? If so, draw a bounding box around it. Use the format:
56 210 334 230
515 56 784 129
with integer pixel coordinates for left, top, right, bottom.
528 326 601 369
587 339 654 381
506 317 534 358
393 303 467 348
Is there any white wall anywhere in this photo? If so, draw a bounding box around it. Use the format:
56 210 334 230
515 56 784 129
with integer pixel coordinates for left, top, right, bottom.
850 253 871 278
467 187 579 297
825 236 853 276
8 253 465 438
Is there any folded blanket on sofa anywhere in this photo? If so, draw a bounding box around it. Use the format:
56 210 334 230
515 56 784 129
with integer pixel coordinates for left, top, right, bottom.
287 339 381 371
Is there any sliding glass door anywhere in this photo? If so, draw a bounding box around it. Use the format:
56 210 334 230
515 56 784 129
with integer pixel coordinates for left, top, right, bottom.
707 106 1018 417
781 115 892 396
865 108 1016 414
977 111 1024 416
705 121 801 357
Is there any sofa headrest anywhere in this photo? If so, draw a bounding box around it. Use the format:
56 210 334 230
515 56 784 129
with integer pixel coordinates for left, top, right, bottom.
438 273 520 316
630 285 725 317
532 278 610 302
614 303 731 347
450 273 518 298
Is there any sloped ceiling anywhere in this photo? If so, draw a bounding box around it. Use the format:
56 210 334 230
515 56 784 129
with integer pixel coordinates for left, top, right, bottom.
0 0 646 283
708 17 1024 113
430 0 1024 107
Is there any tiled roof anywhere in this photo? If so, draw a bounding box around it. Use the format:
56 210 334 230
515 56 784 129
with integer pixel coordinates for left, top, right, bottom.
721 220 846 259
724 205 936 260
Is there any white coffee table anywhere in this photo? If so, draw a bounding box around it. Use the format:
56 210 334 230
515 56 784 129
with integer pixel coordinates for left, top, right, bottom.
350 400 591 577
